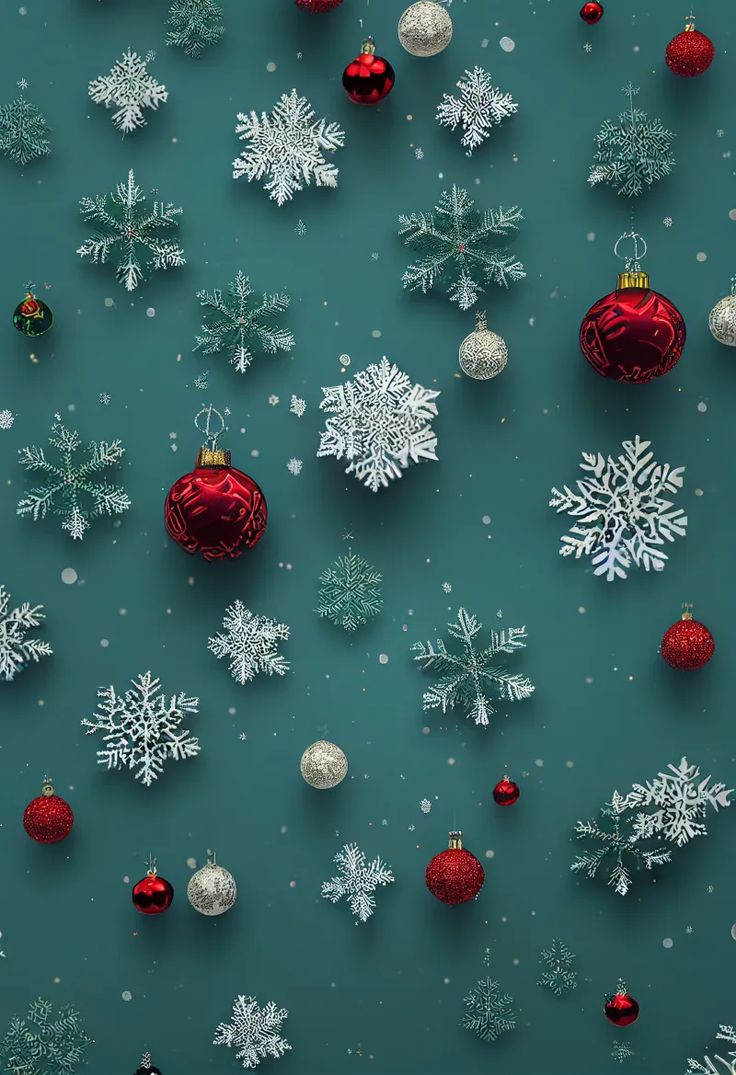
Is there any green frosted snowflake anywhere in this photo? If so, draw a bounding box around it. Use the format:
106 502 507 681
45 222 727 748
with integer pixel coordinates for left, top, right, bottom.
537 938 578 996
194 270 294 374
0 87 51 165
589 83 675 198
0 998 93 1075
166 0 225 57
461 950 516 1043
571 804 671 897
316 549 383 631
612 1039 635 1064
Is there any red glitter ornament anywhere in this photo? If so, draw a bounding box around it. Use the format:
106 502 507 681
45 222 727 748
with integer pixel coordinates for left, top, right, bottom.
580 1 603 24
295 0 342 10
493 777 520 806
132 858 174 915
165 405 267 562
665 19 715 77
661 605 715 671
425 831 485 905
23 778 74 843
604 983 639 1026
342 38 395 105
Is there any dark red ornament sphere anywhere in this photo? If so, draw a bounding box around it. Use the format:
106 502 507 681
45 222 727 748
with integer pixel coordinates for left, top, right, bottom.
580 280 686 383
666 22 715 77
661 610 715 671
23 781 74 844
580 1 603 24
605 987 639 1026
132 868 174 915
493 777 520 806
425 832 485 905
343 39 395 105
13 291 53 337
295 0 342 10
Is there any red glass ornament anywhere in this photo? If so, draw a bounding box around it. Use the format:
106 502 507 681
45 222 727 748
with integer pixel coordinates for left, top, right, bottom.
295 0 342 10
661 607 715 671
493 777 520 806
343 39 395 105
665 20 715 77
13 290 53 337
425 832 485 905
132 862 174 915
604 985 639 1026
23 779 74 844
580 1 603 24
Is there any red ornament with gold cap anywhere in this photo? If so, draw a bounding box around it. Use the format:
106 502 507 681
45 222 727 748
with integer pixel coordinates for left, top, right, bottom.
132 856 174 915
23 777 74 843
165 404 267 561
660 604 715 671
580 232 686 383
604 981 639 1026
342 38 395 105
493 776 520 806
665 17 715 77
579 1 603 24
13 284 53 337
425 831 485 904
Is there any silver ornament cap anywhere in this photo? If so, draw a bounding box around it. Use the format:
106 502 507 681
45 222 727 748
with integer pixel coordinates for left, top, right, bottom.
398 1 452 57
187 851 237 916
708 285 736 347
300 740 348 790
459 310 509 379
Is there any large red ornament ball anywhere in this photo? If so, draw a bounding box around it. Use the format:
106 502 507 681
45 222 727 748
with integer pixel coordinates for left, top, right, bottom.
580 1 603 24
23 782 74 844
132 870 174 915
493 777 520 807
666 24 715 77
604 988 639 1027
295 0 342 10
343 40 395 105
661 613 715 671
165 457 267 561
580 286 686 383
425 832 485 905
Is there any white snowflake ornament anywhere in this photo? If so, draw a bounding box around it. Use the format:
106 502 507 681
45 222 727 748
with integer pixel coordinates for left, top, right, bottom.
321 842 395 923
208 601 290 685
437 66 517 156
214 995 291 1070
0 584 52 682
89 48 167 133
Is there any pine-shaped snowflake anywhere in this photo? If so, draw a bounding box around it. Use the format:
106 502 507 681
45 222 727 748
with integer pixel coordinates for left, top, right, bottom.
400 185 525 309
194 270 294 375
233 88 345 205
81 671 200 786
537 938 578 996
316 549 383 631
686 1025 736 1074
589 83 675 198
17 415 130 540
0 84 51 164
0 585 52 683
208 601 290 685
77 169 185 291
166 0 225 58
321 843 395 923
88 48 167 133
0 998 93 1075
214 995 291 1070
436 67 517 156
461 950 516 1043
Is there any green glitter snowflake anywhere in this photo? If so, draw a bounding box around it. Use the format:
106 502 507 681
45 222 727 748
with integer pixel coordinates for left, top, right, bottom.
612 1039 635 1065
537 938 578 996
194 270 294 375
0 87 51 165
315 548 383 631
0 998 93 1075
166 0 225 57
589 83 675 198
461 949 516 1043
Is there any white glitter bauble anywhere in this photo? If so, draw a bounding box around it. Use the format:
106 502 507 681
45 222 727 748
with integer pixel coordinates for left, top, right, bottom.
459 311 508 379
708 292 736 347
187 853 237 916
300 740 348 790
398 1 452 57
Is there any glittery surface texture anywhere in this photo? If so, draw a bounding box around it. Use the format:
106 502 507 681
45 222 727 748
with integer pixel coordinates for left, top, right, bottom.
660 618 715 671
425 846 485 904
300 740 349 789
23 792 74 843
398 2 453 58
665 28 715 77
187 862 237 916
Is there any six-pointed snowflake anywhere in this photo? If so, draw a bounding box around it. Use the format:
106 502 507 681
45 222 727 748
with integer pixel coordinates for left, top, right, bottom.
208 601 290 685
550 436 687 582
194 270 294 374
436 67 517 156
166 0 225 58
316 549 383 631
0 409 15 429
289 395 306 417
0 584 52 683
537 938 578 997
0 90 51 164
461 950 516 1043
318 357 439 492
686 1025 736 1074
571 804 671 897
78 169 185 291
321 842 395 923
88 48 167 133
17 416 130 540
233 88 345 205
412 607 534 728
400 185 525 309
81 671 200 786
214 995 291 1070
589 83 675 198
0 998 93 1075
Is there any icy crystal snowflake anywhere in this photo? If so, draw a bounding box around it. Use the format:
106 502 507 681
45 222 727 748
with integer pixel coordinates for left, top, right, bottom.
81 671 200 786
233 88 345 206
78 170 185 291
400 185 525 309
318 356 439 492
88 48 167 133
17 416 130 540
0 585 52 683
166 0 225 58
589 83 675 198
208 601 290 685
194 270 294 374
0 90 51 164
0 998 93 1075
461 950 516 1043
550 436 687 582
321 842 395 923
0 409 15 429
286 457 303 476
571 804 671 897
686 1025 736 1075
316 549 383 631
412 607 534 728
290 395 306 417
537 938 578 997
214 995 291 1070
612 1040 636 1064
436 67 517 156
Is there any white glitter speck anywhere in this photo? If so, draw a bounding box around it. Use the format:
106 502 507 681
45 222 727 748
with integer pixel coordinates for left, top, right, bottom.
697 401 707 413
499 36 515 52
61 568 78 585
696 252 707 262
266 61 277 72
378 653 389 665
146 307 156 317
121 990 132 1001
662 937 673 949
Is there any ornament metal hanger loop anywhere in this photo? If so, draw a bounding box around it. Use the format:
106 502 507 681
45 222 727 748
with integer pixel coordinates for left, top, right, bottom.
614 230 647 273
195 403 227 451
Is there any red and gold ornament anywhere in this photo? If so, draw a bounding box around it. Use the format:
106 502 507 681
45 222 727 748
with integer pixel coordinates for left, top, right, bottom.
13 287 53 337
665 18 715 78
579 1 604 24
295 0 342 10
342 38 395 105
425 831 485 905
23 778 74 844
493 776 520 806
132 857 174 915
604 982 639 1026
660 604 715 671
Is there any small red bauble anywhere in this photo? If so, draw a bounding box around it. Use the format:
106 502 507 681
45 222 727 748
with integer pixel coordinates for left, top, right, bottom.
132 860 174 915
493 777 520 806
343 38 395 105
23 779 74 844
665 20 715 77
580 1 603 24
425 832 485 905
295 0 342 10
604 984 639 1026
661 606 715 671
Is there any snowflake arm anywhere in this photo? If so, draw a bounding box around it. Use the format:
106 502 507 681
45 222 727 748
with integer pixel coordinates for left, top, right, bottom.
686 1026 736 1075
588 83 675 197
166 0 225 57
0 92 51 164
437 67 517 156
214 995 291 1070
537 938 578 996
0 585 53 682
88 49 167 133
321 843 395 923
571 805 671 896
208 601 290 685
0 999 93 1075
194 271 294 374
316 549 383 631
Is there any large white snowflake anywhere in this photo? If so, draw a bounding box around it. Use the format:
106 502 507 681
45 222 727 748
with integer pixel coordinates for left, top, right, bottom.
686 1025 736 1075
0 584 52 682
81 671 200 786
550 435 687 582
321 843 395 924
208 601 290 685
436 67 517 156
88 48 168 133
214 995 291 1071
233 88 345 206
317 357 439 492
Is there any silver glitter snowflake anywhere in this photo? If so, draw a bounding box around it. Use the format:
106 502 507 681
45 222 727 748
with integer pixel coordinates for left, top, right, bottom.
461 950 516 1043
233 89 345 206
0 584 52 682
550 436 687 582
589 83 675 198
436 66 517 156
0 409 14 429
88 48 167 133
208 601 290 685
315 549 383 631
321 842 395 924
612 1040 635 1064
166 0 225 58
286 457 302 476
686 1025 736 1074
214 995 291 1070
318 356 439 492
81 671 200 786
289 395 306 417
194 270 294 375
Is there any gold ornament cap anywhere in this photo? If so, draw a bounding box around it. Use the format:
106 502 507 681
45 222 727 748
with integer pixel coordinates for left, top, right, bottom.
448 831 464 850
617 269 650 290
196 446 231 467
680 602 694 622
361 37 377 55
41 777 55 798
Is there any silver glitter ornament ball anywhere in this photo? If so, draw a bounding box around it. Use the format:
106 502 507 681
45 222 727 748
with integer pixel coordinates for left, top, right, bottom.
187 852 237 916
397 1 453 57
708 291 736 347
300 740 348 790
459 310 509 379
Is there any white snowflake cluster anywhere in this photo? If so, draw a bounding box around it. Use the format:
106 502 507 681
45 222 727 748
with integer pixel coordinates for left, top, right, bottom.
436 67 517 156
208 601 290 685
0 409 15 430
88 49 167 133
686 1025 736 1074
321 843 395 923
214 995 291 1070
0 584 52 682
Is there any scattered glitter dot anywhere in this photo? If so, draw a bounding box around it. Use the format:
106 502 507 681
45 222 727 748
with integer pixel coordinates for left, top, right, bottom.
121 990 132 1001
565 760 574 768
447 757 456 766
146 307 156 317
420 799 431 813
339 353 351 366
371 329 382 339
586 232 595 241
100 639 109 648
482 514 491 525
378 653 389 665
61 568 78 585
695 488 704 497
534 758 544 767
499 36 515 52
485 849 495 859
104 297 114 307
729 209 736 221
422 726 431 735
186 857 197 869
578 606 586 614
696 252 707 263
697 401 707 413
730 923 736 940
662 937 673 949
266 61 277 72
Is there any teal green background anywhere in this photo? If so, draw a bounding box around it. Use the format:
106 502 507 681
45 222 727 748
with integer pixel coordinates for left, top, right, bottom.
1 1 735 1072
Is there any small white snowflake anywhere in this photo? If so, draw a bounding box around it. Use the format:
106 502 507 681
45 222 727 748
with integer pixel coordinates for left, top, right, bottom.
663 216 673 227
294 219 307 236
194 372 209 390
88 48 167 133
0 584 52 682
583 42 593 53
268 394 280 406
286 457 303 476
437 67 517 156
420 798 431 813
98 393 111 405
289 395 306 417
415 147 424 160
442 581 452 593
17 78 28 90
208 601 290 685
214 995 291 1070
321 842 395 923
0 409 15 429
